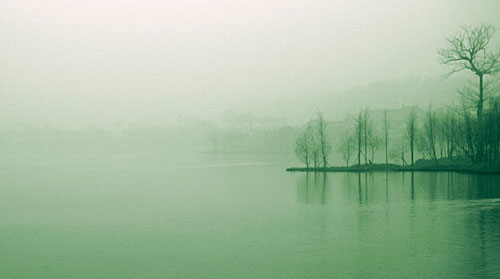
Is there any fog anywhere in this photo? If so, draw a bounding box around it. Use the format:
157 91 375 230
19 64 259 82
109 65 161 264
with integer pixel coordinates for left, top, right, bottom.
2 0 500 128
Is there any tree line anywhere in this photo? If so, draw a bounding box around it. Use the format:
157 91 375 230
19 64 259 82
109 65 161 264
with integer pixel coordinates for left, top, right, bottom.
295 24 500 168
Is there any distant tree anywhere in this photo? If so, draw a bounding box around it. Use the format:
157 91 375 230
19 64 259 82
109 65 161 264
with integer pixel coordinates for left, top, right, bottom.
490 100 500 161
445 108 457 160
435 109 446 159
406 108 417 166
399 138 408 166
390 137 408 166
439 24 500 119
423 105 438 163
383 109 390 164
464 107 479 161
295 125 314 167
316 112 332 168
355 109 380 164
363 108 369 165
339 130 354 167
367 126 381 164
310 125 321 168
354 110 364 166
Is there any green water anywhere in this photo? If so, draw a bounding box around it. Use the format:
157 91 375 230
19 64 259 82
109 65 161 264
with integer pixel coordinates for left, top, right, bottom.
1 153 499 278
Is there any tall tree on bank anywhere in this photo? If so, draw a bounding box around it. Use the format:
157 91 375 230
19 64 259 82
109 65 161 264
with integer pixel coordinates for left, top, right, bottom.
406 108 417 166
438 24 500 120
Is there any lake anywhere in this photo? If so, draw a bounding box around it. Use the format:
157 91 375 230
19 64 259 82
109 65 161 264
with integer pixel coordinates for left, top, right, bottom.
1 153 499 278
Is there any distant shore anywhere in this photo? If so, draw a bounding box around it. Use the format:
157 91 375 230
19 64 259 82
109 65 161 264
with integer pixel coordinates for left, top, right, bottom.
286 162 500 175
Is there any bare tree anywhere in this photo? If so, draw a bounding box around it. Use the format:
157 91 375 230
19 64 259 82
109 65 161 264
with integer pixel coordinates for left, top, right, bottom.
390 137 408 166
310 128 321 168
354 110 364 166
445 108 457 160
316 112 331 168
351 108 379 165
439 24 500 119
458 78 500 111
383 109 390 164
339 130 354 167
406 108 417 166
295 125 314 167
350 109 379 165
399 138 408 166
460 107 477 161
367 127 381 164
363 108 369 165
423 105 438 163
435 108 447 159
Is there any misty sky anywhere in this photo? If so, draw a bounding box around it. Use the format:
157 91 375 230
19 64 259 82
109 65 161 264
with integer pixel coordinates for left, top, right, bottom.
2 0 500 127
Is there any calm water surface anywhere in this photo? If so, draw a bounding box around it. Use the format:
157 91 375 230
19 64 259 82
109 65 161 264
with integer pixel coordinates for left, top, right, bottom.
1 153 499 278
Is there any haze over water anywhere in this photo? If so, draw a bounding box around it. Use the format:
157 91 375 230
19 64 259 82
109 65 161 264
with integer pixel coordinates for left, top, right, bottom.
2 1 500 278
1 153 499 278
2 0 500 127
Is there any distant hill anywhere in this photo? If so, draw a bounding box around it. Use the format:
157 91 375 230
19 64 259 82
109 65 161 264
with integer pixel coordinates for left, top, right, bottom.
232 75 467 125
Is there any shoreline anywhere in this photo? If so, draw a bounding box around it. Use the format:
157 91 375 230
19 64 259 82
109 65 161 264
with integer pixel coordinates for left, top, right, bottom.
286 163 500 175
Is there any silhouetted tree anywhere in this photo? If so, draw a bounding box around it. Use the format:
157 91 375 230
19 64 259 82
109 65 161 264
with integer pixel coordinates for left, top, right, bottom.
339 130 354 167
383 109 390 164
363 108 369 165
423 105 438 163
390 138 408 166
367 123 381 164
354 110 364 166
406 108 417 166
316 112 331 168
310 126 321 167
295 124 314 167
439 24 500 119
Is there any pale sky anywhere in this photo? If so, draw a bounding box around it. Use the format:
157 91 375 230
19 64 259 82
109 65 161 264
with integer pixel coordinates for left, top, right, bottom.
2 0 500 127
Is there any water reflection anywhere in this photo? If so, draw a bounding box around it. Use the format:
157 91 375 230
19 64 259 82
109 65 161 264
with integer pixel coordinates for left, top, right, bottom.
385 171 389 202
411 171 415 201
296 171 500 205
294 171 500 277
461 200 500 277
296 172 329 204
